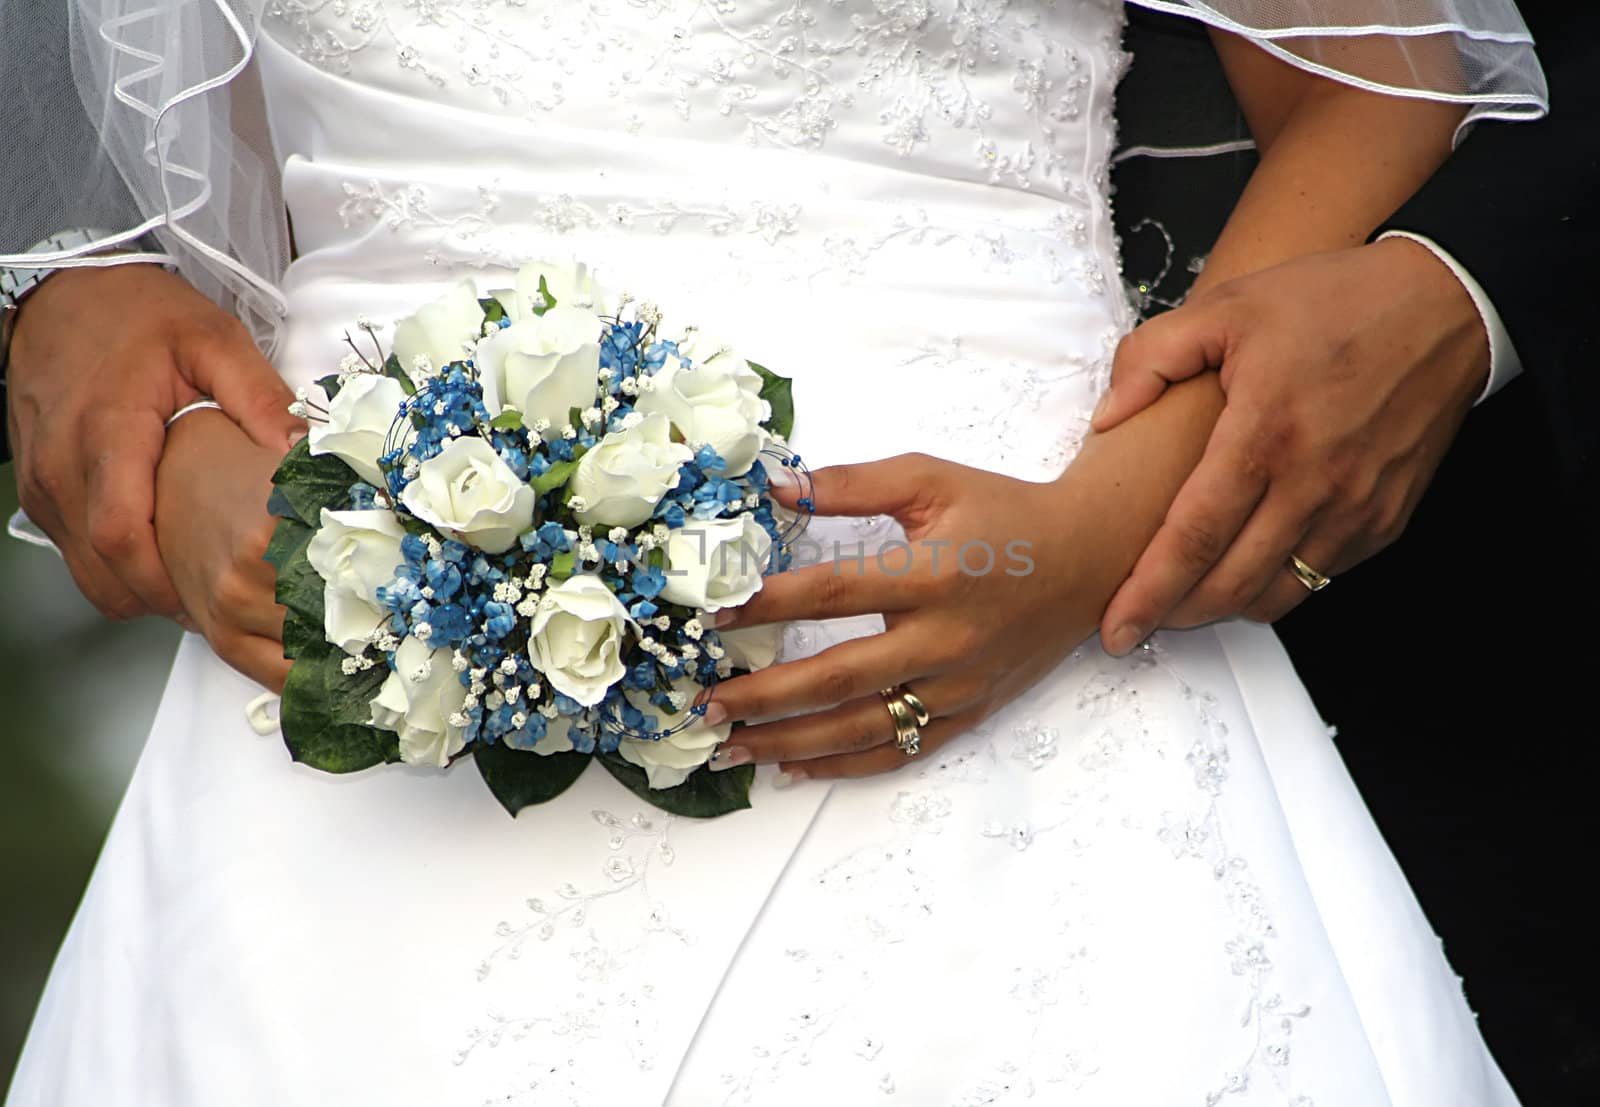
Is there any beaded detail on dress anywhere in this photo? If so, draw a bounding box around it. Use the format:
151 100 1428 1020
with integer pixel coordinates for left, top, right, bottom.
263 0 1127 202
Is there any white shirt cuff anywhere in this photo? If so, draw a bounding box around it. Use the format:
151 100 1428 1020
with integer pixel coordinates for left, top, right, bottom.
7 508 60 553
1377 230 1521 404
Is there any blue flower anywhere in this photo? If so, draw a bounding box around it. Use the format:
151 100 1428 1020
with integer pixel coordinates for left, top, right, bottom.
482 601 516 640
570 726 600 755
503 713 551 751
623 660 658 691
348 482 381 510
424 559 463 601
400 533 429 568
378 571 423 613
491 431 531 480
520 521 572 560
693 443 727 474
428 602 473 642
631 564 666 599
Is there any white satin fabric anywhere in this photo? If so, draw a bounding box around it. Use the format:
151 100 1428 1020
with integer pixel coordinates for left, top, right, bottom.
9 4 1518 1105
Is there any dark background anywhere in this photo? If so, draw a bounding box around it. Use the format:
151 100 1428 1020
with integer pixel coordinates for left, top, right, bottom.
1114 10 1599 1104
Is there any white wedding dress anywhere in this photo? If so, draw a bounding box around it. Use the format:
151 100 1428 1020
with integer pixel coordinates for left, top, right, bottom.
7 3 1518 1105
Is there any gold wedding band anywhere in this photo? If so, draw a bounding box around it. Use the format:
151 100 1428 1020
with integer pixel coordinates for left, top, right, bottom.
899 688 931 728
1287 553 1333 593
879 687 924 757
883 683 932 728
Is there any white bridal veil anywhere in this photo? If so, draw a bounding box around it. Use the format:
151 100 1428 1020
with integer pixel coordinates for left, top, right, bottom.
0 0 1548 352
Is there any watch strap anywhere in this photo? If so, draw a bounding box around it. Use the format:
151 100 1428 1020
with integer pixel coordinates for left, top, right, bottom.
0 227 132 307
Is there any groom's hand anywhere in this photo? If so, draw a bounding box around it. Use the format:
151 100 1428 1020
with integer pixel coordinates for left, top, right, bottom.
6 263 304 621
1093 237 1490 653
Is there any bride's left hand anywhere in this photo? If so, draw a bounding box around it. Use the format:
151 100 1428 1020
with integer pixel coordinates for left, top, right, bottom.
701 453 1099 781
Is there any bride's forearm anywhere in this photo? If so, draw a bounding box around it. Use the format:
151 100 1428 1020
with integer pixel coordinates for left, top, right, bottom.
1046 39 1463 619
1047 376 1225 603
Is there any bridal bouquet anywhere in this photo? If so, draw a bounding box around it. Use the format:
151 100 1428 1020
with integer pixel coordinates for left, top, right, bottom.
264 262 800 817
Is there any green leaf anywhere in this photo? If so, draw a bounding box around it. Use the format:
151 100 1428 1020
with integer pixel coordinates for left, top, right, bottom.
479 297 507 327
329 660 390 728
748 360 795 439
490 409 525 432
568 405 585 434
549 550 577 581
271 438 361 525
279 642 400 774
474 742 591 817
281 610 322 661
531 458 578 496
382 352 418 396
598 752 754 818
263 514 314 574
536 274 557 315
314 372 343 401
265 517 325 635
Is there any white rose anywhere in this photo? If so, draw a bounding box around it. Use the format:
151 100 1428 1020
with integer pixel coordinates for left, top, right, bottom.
305 509 408 654
636 336 771 476
369 636 469 768
527 574 635 706
391 279 483 373
490 260 610 320
477 305 602 437
717 624 783 673
307 373 408 486
659 514 773 612
568 412 693 529
400 437 536 554
616 677 731 789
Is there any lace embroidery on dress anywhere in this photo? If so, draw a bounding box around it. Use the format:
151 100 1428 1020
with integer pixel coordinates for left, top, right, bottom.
332 175 1118 308
895 335 1104 471
265 1 1128 199
454 808 686 1102
703 642 1317 1106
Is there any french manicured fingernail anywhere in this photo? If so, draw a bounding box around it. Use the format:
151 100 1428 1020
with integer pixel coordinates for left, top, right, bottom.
772 769 806 790
766 464 798 490
707 609 737 629
700 702 729 728
1091 388 1114 426
709 744 750 771
1107 624 1142 655
287 428 308 449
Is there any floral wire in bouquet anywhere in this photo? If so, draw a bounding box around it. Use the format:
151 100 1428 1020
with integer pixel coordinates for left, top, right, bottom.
265 262 810 817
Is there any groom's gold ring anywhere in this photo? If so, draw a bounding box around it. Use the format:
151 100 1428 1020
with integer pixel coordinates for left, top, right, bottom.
1287 554 1333 593
879 689 923 757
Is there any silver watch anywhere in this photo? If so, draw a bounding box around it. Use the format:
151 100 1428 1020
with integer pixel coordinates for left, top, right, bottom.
0 228 148 376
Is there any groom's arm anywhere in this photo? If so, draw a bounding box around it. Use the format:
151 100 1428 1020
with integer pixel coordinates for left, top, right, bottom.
1381 57 1597 486
1096 13 1595 641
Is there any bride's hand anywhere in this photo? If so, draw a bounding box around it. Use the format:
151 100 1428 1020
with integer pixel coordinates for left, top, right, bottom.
155 410 292 692
699 453 1106 780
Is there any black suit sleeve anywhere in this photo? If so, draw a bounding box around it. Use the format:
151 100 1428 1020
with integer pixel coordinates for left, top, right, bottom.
1382 9 1598 490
